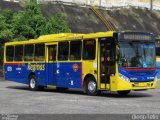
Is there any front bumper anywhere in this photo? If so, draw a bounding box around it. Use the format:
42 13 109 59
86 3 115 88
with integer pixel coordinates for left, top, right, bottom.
116 78 158 91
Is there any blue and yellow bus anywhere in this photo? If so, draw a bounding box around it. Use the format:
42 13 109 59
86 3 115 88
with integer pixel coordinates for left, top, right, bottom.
4 31 158 96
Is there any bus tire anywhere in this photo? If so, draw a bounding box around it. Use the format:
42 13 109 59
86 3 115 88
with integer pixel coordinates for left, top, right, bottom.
85 77 98 96
117 90 130 96
29 75 38 91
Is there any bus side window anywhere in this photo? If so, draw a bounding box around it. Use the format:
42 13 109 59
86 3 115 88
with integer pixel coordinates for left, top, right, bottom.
58 42 69 61
156 39 160 56
24 44 34 61
49 45 57 61
70 40 82 60
6 46 14 62
34 44 45 61
15 45 23 61
83 39 96 60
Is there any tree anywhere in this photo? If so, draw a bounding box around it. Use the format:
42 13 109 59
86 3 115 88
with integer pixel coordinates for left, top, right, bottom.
1 0 71 42
1 9 14 25
42 13 71 35
0 10 14 43
12 0 45 40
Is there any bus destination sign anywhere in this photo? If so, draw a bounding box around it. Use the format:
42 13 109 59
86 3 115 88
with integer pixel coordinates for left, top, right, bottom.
121 33 153 41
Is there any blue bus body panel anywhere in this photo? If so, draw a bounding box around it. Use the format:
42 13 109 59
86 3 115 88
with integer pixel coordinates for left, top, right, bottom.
4 64 28 84
119 68 157 82
4 63 47 86
55 62 82 88
4 62 82 89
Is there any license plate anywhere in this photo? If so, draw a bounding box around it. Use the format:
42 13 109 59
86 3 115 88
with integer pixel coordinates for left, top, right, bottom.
133 83 139 87
132 83 150 87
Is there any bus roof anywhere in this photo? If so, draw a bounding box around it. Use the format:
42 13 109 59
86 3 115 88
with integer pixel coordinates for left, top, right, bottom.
5 31 115 46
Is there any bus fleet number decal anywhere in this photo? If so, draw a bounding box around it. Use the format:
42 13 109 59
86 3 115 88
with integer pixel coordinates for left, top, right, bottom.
28 63 45 72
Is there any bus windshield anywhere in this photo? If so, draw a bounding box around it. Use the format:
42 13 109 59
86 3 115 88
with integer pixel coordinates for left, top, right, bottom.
118 42 155 68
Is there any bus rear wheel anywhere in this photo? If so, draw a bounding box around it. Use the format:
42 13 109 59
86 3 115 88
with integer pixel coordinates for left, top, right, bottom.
84 77 98 96
117 90 130 96
29 75 45 91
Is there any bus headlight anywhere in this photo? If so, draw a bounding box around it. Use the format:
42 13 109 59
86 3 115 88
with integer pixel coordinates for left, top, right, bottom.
119 73 130 82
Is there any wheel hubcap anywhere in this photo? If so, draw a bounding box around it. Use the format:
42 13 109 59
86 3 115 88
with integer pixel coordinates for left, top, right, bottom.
30 78 36 88
88 81 96 92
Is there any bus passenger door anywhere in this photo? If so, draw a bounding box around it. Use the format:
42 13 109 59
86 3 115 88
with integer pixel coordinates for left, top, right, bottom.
47 44 57 85
99 38 116 89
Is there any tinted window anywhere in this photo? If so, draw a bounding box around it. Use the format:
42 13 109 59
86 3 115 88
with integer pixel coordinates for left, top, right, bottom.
83 39 96 60
15 45 23 61
70 41 82 60
24 44 34 61
155 39 160 56
156 47 160 56
35 44 45 61
58 42 69 61
6 46 14 61
48 45 57 61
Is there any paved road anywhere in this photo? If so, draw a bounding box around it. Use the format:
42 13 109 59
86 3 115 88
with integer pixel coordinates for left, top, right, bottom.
0 77 160 114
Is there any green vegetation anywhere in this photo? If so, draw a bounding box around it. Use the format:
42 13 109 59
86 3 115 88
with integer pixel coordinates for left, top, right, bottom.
0 0 71 44
0 10 14 44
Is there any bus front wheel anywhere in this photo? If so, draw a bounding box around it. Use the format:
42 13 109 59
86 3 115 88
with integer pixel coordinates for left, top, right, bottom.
117 90 130 96
84 77 98 96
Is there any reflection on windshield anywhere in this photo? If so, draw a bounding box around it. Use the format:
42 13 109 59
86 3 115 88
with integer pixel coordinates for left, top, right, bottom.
118 42 155 68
